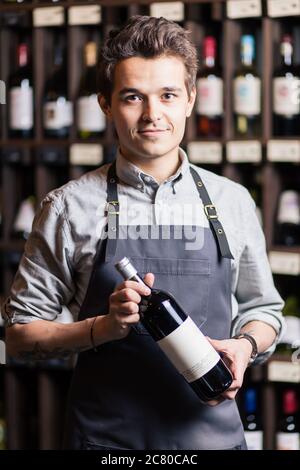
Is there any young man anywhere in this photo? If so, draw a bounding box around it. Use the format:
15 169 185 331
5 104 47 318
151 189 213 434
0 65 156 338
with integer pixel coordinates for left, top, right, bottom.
3 16 284 450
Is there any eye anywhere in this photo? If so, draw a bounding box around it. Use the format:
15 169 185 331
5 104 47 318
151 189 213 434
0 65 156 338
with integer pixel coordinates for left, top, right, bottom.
162 93 177 100
124 94 142 102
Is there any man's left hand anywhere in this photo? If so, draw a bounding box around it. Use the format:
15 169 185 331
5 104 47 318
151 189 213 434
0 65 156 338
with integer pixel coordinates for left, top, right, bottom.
203 336 253 406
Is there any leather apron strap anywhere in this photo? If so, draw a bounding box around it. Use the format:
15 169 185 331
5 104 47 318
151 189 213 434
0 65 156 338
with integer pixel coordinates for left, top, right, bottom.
189 167 234 260
105 162 119 262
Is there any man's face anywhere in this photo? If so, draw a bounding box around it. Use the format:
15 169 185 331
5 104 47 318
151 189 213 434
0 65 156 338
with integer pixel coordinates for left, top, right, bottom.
100 55 195 163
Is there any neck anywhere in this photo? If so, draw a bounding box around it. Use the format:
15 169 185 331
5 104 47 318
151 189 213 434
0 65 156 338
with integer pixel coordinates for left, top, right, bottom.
119 147 182 184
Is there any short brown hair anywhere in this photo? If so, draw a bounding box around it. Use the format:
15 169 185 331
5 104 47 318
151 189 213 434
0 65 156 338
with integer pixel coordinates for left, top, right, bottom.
98 15 198 103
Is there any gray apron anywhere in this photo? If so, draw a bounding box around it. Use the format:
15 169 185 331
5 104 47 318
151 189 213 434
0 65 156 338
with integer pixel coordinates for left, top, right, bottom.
63 162 246 450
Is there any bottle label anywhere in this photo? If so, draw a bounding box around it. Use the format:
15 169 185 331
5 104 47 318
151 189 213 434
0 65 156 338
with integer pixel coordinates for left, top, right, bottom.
77 95 105 132
234 76 261 115
244 430 263 450
276 432 300 450
196 77 223 116
157 317 220 382
9 86 33 130
44 100 73 130
273 77 300 116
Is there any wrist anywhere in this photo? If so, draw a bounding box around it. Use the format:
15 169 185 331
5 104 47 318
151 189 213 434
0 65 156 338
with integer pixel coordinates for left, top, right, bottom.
232 332 258 364
89 315 112 351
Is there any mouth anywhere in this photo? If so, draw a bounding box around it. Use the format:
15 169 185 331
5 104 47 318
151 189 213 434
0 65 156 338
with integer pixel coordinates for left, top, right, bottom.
137 129 169 136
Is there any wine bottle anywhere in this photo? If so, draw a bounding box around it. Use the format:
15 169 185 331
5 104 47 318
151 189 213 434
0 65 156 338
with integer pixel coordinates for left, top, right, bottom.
8 42 33 139
43 39 73 139
233 35 261 137
12 196 35 240
195 36 223 138
276 296 300 356
275 190 300 246
243 387 263 450
276 389 300 450
273 34 300 137
77 41 105 139
115 257 233 402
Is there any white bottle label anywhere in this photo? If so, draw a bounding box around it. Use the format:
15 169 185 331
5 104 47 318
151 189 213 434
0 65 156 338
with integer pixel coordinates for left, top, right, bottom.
244 431 263 450
276 432 300 450
196 77 223 116
44 99 73 130
157 316 220 382
10 85 33 130
273 77 300 116
234 76 261 115
77 95 105 132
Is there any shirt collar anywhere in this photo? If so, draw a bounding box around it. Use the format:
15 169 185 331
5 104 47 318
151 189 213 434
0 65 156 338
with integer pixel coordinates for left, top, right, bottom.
115 147 190 191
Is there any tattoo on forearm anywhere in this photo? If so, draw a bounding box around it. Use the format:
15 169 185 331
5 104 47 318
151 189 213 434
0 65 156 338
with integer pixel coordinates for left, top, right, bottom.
17 342 90 361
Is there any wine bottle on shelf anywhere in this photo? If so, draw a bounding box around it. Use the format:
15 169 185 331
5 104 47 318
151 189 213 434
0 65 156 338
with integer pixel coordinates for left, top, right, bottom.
12 196 35 240
195 36 223 138
273 34 300 137
276 389 300 450
115 257 233 402
77 41 106 139
8 41 33 139
43 39 73 139
275 190 300 246
233 35 261 138
242 387 263 450
276 296 300 356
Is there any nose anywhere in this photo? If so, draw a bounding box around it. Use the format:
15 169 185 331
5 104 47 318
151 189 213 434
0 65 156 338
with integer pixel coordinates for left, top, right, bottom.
141 97 162 122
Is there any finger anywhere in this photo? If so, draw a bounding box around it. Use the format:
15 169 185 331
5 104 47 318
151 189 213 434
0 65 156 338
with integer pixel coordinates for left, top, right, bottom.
115 280 151 296
222 388 240 400
117 301 140 315
205 396 225 407
118 312 140 326
116 288 142 304
143 273 155 288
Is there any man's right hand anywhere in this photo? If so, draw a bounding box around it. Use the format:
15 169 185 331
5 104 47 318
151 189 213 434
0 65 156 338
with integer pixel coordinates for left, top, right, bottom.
101 273 154 342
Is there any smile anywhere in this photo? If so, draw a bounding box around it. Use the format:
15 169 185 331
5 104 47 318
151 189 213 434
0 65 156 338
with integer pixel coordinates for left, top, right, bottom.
138 129 169 135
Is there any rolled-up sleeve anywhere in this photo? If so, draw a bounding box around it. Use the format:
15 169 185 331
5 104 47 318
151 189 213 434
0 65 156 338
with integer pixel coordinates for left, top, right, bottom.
2 195 75 326
231 188 285 364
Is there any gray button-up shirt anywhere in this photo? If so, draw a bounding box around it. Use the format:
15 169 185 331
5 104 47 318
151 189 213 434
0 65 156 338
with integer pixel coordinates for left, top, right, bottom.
2 148 284 362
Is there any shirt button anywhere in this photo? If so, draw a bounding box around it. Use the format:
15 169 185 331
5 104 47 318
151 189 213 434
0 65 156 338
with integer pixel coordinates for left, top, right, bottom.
144 176 151 183
137 183 143 189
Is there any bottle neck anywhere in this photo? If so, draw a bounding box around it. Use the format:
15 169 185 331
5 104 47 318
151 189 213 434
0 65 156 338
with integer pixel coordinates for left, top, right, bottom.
245 389 257 414
115 259 149 289
283 390 298 415
241 54 253 67
18 44 28 68
53 45 64 69
128 273 146 286
84 42 97 68
204 56 215 68
240 37 255 68
203 37 216 69
281 43 293 67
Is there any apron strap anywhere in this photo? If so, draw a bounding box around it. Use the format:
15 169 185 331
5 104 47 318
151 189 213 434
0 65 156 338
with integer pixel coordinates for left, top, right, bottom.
105 161 119 262
189 167 234 260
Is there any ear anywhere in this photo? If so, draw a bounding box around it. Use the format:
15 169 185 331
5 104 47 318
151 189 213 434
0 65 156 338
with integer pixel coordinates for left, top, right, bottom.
186 86 196 118
98 94 112 119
